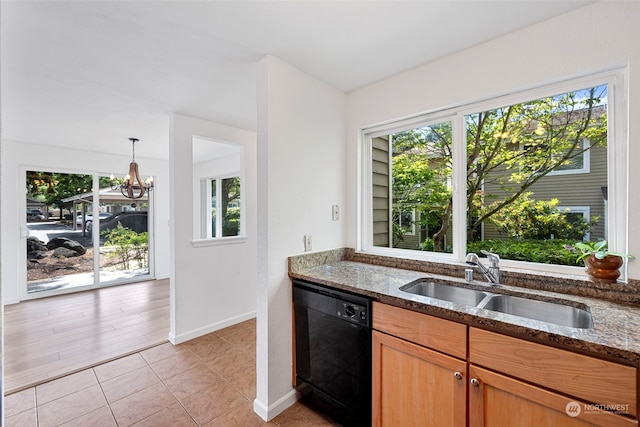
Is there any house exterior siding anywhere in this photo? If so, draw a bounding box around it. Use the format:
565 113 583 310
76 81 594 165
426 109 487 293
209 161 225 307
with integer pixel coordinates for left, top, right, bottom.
372 137 390 247
482 143 607 241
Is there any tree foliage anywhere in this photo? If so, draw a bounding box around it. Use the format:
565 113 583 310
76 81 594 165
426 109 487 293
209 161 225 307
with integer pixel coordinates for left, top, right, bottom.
488 193 597 240
26 172 112 218
391 123 452 251
390 85 607 251
466 239 580 266
102 225 148 270
465 86 606 241
210 177 241 237
221 177 240 236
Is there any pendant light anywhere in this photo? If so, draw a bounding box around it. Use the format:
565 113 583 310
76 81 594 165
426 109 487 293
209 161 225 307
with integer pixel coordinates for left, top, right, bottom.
110 138 154 199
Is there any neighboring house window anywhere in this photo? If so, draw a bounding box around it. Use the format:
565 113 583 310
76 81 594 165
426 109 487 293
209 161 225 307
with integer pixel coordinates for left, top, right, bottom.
557 206 592 240
360 69 627 276
394 209 416 236
545 138 591 176
201 175 241 239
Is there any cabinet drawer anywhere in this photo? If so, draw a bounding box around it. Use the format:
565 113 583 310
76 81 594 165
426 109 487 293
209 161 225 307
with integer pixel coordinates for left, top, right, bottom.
470 327 637 417
373 302 467 359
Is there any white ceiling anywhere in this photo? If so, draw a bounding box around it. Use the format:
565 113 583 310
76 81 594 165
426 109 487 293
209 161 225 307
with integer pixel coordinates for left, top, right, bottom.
1 0 593 160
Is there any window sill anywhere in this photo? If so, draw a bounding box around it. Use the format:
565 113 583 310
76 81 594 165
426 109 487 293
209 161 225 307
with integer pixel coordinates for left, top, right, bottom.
191 236 248 248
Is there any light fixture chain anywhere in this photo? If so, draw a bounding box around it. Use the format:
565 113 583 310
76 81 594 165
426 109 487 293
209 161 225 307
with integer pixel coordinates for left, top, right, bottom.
129 137 138 162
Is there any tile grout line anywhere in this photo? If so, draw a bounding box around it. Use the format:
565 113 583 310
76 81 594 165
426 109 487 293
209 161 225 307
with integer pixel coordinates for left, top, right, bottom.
141 349 200 426
22 343 168 427
4 340 169 396
129 340 246 427
12 321 260 427
92 366 120 427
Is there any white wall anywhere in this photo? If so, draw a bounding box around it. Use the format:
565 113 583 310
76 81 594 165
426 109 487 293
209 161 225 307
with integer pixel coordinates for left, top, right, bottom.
1 140 170 304
254 56 347 420
169 114 257 343
346 1 640 278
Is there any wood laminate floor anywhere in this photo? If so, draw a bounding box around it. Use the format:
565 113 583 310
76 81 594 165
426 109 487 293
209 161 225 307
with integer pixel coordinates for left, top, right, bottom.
3 279 170 395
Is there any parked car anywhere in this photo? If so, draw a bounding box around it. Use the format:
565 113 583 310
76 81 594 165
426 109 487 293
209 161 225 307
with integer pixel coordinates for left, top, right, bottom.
26 209 46 221
75 212 113 229
87 211 148 235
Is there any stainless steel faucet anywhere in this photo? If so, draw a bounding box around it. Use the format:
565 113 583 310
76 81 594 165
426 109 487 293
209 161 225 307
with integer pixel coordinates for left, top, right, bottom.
465 250 500 284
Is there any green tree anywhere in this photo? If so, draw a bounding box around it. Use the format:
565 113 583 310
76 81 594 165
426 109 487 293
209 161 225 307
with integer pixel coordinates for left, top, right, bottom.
465 86 606 242
390 85 607 251
488 193 597 240
391 123 452 251
221 177 241 236
26 172 112 219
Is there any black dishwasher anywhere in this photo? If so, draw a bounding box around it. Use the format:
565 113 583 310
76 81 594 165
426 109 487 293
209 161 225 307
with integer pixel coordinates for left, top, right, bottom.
293 279 372 427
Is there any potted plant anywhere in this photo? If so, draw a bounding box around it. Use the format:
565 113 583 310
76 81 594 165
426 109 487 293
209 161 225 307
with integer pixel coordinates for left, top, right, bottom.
565 240 634 283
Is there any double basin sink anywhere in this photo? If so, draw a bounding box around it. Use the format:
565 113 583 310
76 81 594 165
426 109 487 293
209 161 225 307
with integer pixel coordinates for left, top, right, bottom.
400 280 594 329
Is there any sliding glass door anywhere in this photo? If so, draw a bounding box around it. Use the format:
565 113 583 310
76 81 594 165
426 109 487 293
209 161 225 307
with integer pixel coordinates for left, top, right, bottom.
98 174 151 285
26 171 95 294
25 170 153 298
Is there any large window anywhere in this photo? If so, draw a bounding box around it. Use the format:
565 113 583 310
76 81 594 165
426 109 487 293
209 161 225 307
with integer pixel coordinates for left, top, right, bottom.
361 71 627 276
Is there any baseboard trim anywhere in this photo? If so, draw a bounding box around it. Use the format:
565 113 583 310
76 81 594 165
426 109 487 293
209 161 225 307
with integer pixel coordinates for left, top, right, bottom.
253 389 299 421
169 310 256 344
3 297 21 306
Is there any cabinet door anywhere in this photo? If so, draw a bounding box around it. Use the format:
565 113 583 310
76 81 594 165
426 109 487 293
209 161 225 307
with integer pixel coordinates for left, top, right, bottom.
372 330 466 427
468 365 638 427
470 327 637 417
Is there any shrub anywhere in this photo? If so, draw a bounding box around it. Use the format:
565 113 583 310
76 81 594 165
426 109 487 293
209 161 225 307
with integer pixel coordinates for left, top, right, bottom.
419 238 435 252
102 225 149 270
467 239 580 266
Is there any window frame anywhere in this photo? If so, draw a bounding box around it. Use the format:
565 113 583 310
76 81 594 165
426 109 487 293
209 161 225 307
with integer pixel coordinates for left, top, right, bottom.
544 138 591 176
557 205 592 241
394 208 416 236
358 68 628 279
200 173 242 240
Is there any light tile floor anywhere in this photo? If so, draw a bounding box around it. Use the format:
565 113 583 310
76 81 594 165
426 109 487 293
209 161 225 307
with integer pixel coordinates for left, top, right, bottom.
4 319 340 426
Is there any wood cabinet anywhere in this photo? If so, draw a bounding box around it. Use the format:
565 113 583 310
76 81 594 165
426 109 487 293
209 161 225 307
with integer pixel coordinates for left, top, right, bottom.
468 364 636 427
372 301 467 359
468 328 638 427
373 302 639 427
372 330 467 427
469 328 637 417
372 302 467 427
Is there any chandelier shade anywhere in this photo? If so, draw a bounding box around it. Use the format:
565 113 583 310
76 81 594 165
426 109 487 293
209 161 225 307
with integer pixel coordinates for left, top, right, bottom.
110 138 154 199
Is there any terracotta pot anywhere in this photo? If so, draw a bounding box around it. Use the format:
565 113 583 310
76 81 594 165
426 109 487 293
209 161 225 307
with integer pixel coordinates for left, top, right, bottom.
584 254 623 283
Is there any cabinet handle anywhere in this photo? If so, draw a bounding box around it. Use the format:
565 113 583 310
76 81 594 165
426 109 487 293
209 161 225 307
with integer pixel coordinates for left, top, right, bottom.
470 378 480 387
453 371 463 380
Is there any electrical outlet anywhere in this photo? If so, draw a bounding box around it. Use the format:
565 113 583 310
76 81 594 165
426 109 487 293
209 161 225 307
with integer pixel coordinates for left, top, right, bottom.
304 235 312 252
332 204 339 221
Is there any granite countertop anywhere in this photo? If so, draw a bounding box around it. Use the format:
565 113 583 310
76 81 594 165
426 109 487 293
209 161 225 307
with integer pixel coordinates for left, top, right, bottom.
289 249 640 366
